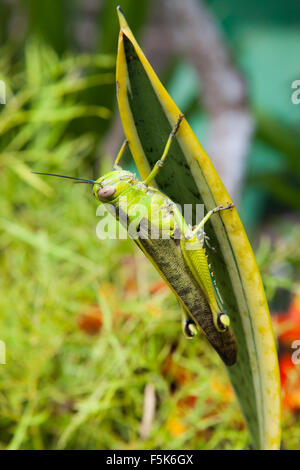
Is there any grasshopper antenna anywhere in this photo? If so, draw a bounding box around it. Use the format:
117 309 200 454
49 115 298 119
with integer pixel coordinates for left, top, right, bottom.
32 172 97 184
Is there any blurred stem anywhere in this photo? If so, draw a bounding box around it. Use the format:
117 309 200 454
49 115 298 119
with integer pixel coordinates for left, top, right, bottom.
160 0 254 203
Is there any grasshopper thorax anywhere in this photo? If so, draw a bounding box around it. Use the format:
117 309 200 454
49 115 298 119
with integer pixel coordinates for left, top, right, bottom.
93 170 137 202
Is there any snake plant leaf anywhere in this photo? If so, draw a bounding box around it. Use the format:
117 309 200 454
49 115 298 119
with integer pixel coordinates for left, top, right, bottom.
116 7 281 450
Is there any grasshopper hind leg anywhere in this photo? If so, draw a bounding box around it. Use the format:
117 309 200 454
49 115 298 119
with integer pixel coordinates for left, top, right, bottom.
186 202 234 333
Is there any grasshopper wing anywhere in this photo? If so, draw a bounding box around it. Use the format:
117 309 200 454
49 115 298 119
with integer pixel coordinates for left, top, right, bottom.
136 219 237 366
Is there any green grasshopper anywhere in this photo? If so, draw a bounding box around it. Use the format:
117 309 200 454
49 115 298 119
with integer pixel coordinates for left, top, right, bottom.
34 114 237 365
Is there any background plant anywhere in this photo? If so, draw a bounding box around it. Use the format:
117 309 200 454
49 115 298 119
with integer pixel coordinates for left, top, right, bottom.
0 0 299 450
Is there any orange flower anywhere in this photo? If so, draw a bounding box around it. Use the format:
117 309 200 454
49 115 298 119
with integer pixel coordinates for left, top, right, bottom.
161 355 195 386
162 354 198 437
178 394 198 410
123 278 138 298
279 353 300 411
166 415 187 437
210 378 234 402
166 394 198 437
149 280 169 296
78 305 103 335
273 295 300 345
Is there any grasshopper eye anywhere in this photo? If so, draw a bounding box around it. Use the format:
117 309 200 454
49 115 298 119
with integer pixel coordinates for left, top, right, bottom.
98 186 116 199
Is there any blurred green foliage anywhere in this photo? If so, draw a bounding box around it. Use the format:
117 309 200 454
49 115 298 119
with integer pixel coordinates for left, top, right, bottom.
0 0 299 450
0 41 248 446
0 40 115 188
26 0 68 55
0 0 148 161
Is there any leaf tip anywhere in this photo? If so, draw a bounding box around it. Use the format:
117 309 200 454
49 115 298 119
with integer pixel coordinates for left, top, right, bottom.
116 5 129 30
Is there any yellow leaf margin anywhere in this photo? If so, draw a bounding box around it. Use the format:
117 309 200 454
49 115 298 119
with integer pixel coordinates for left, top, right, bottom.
116 7 281 449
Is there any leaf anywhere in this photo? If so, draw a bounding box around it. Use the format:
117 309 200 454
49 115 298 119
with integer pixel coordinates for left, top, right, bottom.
6 156 53 196
116 8 281 450
0 218 99 272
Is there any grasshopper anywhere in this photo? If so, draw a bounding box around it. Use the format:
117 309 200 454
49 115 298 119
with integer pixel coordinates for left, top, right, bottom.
34 114 237 365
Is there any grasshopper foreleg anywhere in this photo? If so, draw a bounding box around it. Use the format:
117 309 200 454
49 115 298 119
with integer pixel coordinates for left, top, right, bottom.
113 139 129 170
143 114 184 186
192 203 234 239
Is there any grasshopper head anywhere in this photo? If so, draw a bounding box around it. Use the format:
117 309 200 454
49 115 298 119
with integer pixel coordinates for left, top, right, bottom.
93 170 136 202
